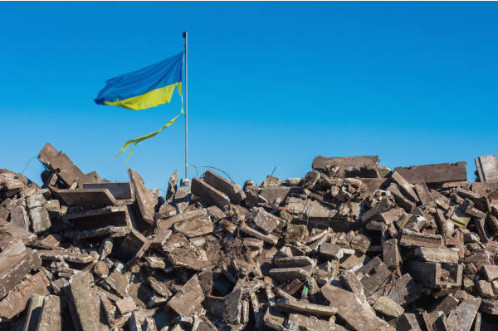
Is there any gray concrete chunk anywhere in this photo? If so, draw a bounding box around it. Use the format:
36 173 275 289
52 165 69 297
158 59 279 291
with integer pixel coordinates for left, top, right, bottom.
203 170 246 204
191 178 230 210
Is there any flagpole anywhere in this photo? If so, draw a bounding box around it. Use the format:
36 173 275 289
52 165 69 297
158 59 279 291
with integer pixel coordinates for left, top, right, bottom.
183 31 189 180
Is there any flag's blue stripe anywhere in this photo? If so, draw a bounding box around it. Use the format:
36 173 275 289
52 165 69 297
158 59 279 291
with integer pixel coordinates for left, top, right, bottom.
94 52 183 106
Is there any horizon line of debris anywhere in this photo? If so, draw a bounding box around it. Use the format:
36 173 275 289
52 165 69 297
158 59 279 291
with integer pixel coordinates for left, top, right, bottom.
0 143 498 330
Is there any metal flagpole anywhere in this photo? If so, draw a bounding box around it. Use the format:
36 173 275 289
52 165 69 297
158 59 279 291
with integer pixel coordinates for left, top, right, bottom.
183 31 189 180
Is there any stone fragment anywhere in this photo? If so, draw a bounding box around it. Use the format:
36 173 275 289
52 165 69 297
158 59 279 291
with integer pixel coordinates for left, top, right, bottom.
0 271 50 320
383 239 401 272
321 285 394 331
9 204 30 230
276 298 337 316
388 183 416 213
129 169 156 228
62 205 131 237
387 273 425 306
391 172 419 203
411 247 459 264
56 188 117 208
286 313 332 331
480 265 498 281
191 178 230 210
68 271 109 331
240 223 279 245
357 257 391 296
269 268 310 282
373 296 404 318
157 208 208 231
103 271 129 297
248 207 281 234
414 182 432 205
312 155 380 178
93 260 110 278
112 228 150 267
446 295 481 331
22 294 44 331
173 214 213 237
83 182 134 200
203 170 246 204
38 143 100 187
0 237 41 299
116 296 136 315
378 207 404 225
274 256 315 268
475 155 498 183
167 275 205 317
37 295 62 331
406 261 462 288
400 229 443 248
260 186 302 205
396 313 422 331
394 162 467 186
480 299 498 315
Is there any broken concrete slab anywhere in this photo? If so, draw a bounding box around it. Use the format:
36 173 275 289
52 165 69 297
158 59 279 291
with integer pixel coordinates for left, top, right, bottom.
191 178 230 211
69 271 109 331
116 296 137 315
247 207 281 234
386 273 426 306
383 239 401 273
56 188 117 208
129 169 156 228
480 265 498 281
390 172 419 203
173 214 213 237
394 162 467 187
276 298 337 316
36 295 61 331
373 296 404 318
240 223 279 245
286 313 334 331
0 249 41 300
167 275 205 317
22 294 44 331
312 156 380 178
269 268 310 282
321 284 395 331
0 271 50 320
475 155 498 184
113 228 150 267
357 257 391 297
446 295 481 331
400 229 444 248
387 183 416 213
83 182 134 200
203 170 246 204
62 205 131 237
38 143 100 187
395 313 422 331
411 247 459 264
406 261 462 288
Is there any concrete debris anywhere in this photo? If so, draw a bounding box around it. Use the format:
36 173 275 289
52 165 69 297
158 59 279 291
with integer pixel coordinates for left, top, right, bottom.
475 155 498 184
1 145 498 329
393 162 467 187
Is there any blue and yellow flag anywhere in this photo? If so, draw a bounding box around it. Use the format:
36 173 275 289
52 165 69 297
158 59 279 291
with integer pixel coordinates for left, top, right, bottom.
94 52 184 161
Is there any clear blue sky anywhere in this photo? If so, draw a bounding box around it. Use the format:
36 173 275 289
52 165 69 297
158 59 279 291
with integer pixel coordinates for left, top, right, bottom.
1 2 497 191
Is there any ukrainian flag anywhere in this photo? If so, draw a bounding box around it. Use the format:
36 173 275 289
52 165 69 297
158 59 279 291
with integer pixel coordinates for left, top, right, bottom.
94 52 183 110
94 52 184 161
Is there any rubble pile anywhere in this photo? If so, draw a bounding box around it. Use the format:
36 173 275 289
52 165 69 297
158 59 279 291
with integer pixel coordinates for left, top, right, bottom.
0 143 498 330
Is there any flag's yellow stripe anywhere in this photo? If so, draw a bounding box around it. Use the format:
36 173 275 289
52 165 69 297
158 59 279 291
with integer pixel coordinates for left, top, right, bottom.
104 82 182 111
116 108 184 163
